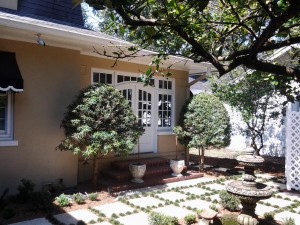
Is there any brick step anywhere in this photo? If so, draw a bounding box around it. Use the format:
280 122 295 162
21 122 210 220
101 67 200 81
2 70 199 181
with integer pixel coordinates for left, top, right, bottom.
102 164 187 182
111 157 170 170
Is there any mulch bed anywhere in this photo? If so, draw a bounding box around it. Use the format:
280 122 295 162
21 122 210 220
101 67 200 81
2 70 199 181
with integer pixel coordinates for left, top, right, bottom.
190 155 285 176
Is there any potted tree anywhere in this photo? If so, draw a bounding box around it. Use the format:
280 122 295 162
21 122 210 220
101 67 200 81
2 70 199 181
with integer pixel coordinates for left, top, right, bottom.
174 93 231 172
169 135 185 177
57 84 144 186
129 139 146 183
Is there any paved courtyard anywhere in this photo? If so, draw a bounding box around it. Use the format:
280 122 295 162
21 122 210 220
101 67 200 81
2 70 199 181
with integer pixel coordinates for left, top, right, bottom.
9 175 300 225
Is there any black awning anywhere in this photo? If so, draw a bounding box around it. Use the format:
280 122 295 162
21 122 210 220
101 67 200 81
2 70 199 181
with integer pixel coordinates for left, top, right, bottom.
0 51 23 92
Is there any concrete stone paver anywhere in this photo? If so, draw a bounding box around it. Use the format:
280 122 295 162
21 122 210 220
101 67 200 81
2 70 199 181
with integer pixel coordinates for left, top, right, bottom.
54 209 98 224
163 177 216 188
203 183 225 191
128 196 164 208
9 218 51 225
275 192 300 202
156 191 188 201
274 211 300 225
152 205 195 219
260 197 293 207
181 187 211 196
179 199 213 210
209 194 221 202
255 204 276 216
117 212 149 225
93 202 135 218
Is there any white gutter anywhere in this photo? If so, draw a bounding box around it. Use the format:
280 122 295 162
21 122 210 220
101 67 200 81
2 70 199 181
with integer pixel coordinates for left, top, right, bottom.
0 11 213 72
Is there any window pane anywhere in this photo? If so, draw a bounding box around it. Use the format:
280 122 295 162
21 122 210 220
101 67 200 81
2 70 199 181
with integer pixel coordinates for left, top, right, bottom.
0 95 7 131
117 75 123 83
0 108 5 118
150 79 155 86
107 74 112 84
100 73 106 83
138 119 142 126
131 77 137 81
168 81 172 90
139 90 142 101
128 89 132 100
122 90 127 99
159 80 163 89
125 76 130 81
146 111 151 126
0 119 5 131
93 73 99 83
164 81 168 89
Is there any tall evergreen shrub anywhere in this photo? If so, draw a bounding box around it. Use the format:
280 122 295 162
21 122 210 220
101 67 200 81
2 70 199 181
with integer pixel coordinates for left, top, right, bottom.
58 84 144 185
174 93 231 171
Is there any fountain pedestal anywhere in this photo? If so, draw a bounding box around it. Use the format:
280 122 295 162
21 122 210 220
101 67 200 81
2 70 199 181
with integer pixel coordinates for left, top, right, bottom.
226 154 273 225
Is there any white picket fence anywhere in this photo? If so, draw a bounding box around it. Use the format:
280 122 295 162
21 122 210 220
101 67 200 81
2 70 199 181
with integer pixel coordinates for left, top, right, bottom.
286 107 300 191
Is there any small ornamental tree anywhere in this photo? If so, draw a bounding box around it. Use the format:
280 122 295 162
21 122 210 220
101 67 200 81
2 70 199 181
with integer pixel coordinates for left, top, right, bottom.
174 93 231 171
211 72 284 156
57 84 144 186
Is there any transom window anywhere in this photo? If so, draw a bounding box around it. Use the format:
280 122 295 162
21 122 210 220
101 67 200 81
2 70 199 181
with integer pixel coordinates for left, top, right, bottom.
159 80 172 90
92 72 112 85
117 75 137 83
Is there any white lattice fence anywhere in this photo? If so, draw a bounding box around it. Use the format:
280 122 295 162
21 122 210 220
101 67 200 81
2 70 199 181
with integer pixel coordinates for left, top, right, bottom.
286 111 300 190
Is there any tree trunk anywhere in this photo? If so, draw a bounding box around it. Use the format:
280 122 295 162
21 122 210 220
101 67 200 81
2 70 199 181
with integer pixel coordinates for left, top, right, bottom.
184 147 189 167
198 147 201 172
200 146 205 172
92 155 99 187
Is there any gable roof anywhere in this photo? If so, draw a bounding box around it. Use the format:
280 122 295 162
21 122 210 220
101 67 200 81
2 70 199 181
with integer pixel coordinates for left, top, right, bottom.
0 0 84 27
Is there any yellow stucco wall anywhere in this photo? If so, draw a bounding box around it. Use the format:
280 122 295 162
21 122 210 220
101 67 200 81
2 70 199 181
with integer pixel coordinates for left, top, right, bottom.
0 39 79 194
0 38 189 188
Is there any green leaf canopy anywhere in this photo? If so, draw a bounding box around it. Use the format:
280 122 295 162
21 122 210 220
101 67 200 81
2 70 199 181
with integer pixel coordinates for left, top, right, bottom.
58 84 144 158
174 93 231 149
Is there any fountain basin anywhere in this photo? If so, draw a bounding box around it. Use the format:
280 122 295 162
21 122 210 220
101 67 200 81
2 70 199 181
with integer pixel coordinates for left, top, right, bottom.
226 181 273 198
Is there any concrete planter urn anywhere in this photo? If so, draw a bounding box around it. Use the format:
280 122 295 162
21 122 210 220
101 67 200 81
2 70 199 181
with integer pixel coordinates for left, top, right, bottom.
129 163 146 183
170 159 185 177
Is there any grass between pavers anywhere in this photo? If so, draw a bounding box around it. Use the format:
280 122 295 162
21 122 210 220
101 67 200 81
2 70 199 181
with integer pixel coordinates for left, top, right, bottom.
83 176 240 225
42 174 297 225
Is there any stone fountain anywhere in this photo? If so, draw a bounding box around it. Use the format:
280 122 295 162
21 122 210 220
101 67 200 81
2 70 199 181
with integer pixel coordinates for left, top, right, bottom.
226 149 273 225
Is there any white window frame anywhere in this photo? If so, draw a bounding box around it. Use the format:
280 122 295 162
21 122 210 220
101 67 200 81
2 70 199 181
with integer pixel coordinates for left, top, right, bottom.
156 77 175 133
0 91 18 146
91 68 115 86
90 69 175 133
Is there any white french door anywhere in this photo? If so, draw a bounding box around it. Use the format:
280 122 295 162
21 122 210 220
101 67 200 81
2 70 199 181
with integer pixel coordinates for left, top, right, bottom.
116 83 156 153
